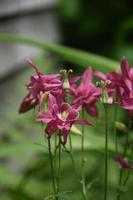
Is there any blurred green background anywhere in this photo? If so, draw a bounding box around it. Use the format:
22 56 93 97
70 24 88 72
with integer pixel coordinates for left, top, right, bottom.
59 0 133 62
0 0 133 199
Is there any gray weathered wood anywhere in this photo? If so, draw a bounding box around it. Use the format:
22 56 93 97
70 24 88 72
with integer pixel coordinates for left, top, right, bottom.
0 0 57 17
0 0 60 79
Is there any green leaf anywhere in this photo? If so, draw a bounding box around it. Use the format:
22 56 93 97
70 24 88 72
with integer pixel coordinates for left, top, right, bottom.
0 34 119 72
87 177 99 190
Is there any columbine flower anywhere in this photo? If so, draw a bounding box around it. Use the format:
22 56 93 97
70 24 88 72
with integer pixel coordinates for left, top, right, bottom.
36 93 92 144
115 154 133 170
118 58 133 113
71 68 101 118
19 59 62 113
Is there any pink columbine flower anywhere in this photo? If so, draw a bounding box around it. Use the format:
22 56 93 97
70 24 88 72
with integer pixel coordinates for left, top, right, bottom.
118 58 133 113
71 68 101 118
19 59 62 113
36 93 92 144
115 154 133 170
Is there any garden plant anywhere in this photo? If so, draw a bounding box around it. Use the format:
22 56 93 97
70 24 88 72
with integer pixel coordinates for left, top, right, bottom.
0 34 133 200
19 57 133 200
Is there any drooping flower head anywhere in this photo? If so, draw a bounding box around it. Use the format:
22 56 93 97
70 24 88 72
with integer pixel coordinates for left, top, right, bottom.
115 154 133 170
37 93 92 144
19 59 62 113
71 68 101 118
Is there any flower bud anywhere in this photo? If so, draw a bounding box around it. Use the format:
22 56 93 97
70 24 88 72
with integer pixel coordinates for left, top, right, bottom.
115 121 128 133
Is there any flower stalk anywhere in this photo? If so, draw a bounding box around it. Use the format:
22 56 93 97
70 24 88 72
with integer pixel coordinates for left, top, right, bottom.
47 138 58 200
104 104 109 200
123 149 133 186
57 133 61 196
81 109 87 200
69 134 78 179
117 128 129 200
114 102 118 154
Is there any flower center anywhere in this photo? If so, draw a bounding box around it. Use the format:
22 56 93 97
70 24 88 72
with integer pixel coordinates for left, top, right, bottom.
61 111 69 120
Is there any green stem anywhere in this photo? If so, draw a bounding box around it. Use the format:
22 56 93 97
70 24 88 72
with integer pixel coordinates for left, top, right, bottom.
123 170 130 186
57 134 61 197
81 109 87 200
53 134 58 188
114 103 118 154
117 125 129 200
69 134 78 179
117 168 123 200
104 104 108 200
123 148 133 186
47 138 57 200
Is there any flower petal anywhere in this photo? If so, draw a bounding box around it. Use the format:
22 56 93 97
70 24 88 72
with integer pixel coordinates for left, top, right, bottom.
48 93 57 105
94 71 107 81
82 68 93 85
67 109 79 121
44 74 61 80
45 120 58 137
74 119 92 126
19 93 37 113
121 98 133 110
121 58 131 79
36 112 53 123
48 93 58 112
61 128 69 144
44 83 62 89
85 104 99 118
69 76 81 85
61 103 72 113
27 59 42 75
124 79 132 92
